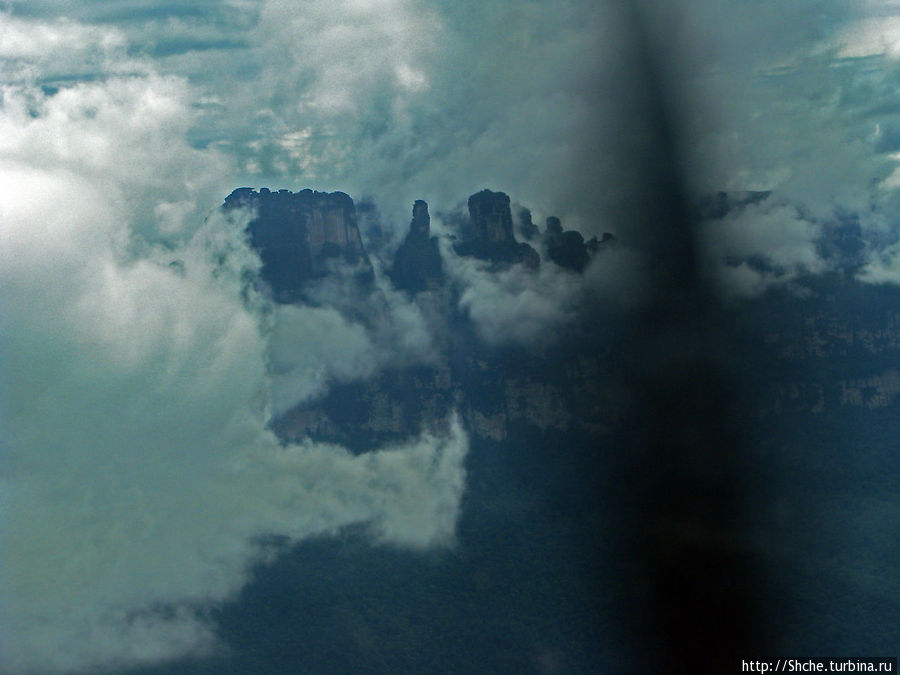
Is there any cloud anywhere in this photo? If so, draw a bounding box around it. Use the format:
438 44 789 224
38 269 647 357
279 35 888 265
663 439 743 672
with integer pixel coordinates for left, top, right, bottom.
267 304 378 413
87 0 620 233
8 3 900 667
263 253 439 415
613 1 900 295
441 231 645 347
0 75 234 250
451 257 582 347
857 241 900 283
7 2 900 671
0 40 467 675
226 0 900 280
698 197 827 298
0 14 134 84
9 0 900 256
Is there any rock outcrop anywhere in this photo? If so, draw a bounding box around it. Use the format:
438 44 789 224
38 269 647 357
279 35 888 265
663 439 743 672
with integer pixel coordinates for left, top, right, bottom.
543 216 589 272
227 185 900 450
454 189 540 269
389 200 443 294
468 189 515 243
517 207 540 241
224 187 372 302
542 215 614 273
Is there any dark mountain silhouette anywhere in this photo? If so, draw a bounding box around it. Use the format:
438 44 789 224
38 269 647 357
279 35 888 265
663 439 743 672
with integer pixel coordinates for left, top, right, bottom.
389 200 443 294
220 186 900 459
453 189 540 269
224 187 373 303
195 184 900 675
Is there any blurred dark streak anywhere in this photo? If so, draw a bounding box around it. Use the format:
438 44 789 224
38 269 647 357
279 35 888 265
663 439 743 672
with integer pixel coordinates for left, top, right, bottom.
608 4 770 673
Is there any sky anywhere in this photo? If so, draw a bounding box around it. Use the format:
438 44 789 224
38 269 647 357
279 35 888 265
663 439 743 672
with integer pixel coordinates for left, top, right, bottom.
5 0 900 672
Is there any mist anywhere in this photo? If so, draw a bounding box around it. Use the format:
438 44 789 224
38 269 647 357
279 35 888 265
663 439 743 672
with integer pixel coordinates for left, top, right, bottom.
0 65 466 675
5 0 900 671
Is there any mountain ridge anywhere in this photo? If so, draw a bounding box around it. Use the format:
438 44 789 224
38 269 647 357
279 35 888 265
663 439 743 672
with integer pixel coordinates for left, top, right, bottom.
224 186 900 450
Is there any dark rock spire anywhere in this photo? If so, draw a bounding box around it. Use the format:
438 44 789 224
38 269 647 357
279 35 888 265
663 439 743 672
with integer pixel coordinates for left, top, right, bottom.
454 189 540 269
389 200 443 294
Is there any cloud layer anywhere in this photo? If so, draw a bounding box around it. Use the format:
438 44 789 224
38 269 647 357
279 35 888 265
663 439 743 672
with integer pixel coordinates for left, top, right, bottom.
0 33 467 673
9 0 900 670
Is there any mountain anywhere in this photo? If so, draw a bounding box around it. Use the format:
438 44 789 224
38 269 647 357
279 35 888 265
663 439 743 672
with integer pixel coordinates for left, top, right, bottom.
224 187 373 303
225 186 618 450
213 186 898 671
224 186 900 446
452 189 541 269
389 199 443 294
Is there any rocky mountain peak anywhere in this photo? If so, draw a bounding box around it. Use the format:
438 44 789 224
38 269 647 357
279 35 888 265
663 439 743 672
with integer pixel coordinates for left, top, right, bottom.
468 189 515 243
541 215 614 273
390 199 443 294
517 207 540 241
545 216 563 236
411 199 431 236
455 189 540 269
223 187 372 302
543 215 589 272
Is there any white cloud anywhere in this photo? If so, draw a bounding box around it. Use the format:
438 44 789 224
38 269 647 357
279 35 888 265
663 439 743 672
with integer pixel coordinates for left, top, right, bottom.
440 206 652 346
268 304 378 413
441 239 582 347
834 0 900 60
7 1 900 251
0 14 134 83
858 242 900 283
0 75 234 249
266 264 439 415
632 1 900 243
0 40 468 675
6 1 900 669
255 0 438 114
699 199 827 298
0 15 124 60
121 0 619 233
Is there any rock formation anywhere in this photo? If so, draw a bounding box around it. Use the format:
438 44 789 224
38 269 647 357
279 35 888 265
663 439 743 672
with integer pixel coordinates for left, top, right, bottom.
453 189 540 269
225 186 900 451
224 187 373 302
542 215 614 273
517 207 540 241
543 216 588 272
389 200 443 294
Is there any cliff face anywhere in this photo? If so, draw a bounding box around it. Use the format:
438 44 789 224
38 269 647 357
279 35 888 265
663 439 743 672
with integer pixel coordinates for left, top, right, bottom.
741 280 900 417
389 200 443 294
454 189 540 269
451 191 609 273
224 187 372 302
468 189 515 243
229 186 619 449
270 338 618 450
229 186 900 450
543 217 615 272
